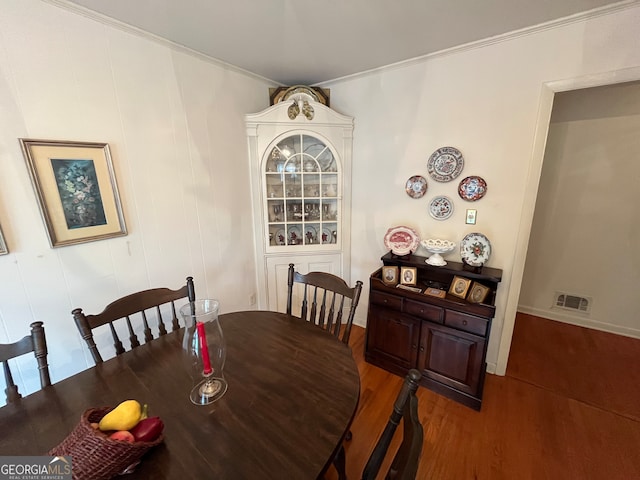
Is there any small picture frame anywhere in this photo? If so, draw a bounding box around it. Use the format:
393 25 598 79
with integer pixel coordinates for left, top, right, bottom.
467 282 490 304
448 276 472 299
381 266 399 286
400 267 417 286
424 287 446 299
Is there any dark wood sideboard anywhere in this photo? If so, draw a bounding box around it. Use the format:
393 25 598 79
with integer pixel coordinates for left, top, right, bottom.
365 252 502 410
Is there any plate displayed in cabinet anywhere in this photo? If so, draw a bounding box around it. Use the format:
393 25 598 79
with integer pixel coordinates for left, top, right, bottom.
304 225 318 244
322 227 337 244
428 196 454 220
460 232 491 267
274 229 286 245
405 175 428 199
458 176 487 201
383 226 420 255
427 146 464 182
288 226 302 245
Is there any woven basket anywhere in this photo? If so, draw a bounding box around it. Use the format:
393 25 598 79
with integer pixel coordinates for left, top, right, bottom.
48 407 163 480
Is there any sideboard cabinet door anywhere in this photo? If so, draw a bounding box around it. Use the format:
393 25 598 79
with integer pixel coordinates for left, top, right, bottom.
418 322 486 397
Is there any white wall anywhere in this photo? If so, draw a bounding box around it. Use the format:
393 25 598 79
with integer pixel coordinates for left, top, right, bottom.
519 81 640 338
326 3 640 374
0 0 272 402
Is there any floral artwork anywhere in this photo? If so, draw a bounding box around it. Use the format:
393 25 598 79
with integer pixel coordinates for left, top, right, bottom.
51 159 107 229
20 139 127 247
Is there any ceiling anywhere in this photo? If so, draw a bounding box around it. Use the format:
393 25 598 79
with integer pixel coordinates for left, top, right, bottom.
58 0 632 85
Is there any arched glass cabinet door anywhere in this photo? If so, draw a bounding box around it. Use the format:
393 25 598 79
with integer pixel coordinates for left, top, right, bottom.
264 134 340 248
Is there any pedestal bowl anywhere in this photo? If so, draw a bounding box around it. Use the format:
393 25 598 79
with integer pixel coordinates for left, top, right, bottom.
421 239 456 266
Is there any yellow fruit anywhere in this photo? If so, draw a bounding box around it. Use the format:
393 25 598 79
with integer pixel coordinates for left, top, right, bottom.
98 400 142 432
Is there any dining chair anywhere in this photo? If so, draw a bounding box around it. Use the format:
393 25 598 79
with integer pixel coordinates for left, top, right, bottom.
362 369 424 480
286 263 363 344
1 321 51 403
72 276 195 364
287 263 362 480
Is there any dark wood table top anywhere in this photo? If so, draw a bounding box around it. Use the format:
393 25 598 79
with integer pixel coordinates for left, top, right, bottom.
0 310 360 479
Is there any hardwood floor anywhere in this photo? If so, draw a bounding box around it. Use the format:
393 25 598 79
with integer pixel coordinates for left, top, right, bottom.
326 314 640 480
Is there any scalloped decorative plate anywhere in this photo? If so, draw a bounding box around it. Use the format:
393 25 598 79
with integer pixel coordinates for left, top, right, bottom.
458 176 487 201
384 226 420 256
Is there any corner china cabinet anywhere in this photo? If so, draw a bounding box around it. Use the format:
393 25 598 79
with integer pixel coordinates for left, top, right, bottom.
246 91 353 312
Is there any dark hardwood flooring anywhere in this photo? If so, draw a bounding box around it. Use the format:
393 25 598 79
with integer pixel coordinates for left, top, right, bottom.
326 313 640 480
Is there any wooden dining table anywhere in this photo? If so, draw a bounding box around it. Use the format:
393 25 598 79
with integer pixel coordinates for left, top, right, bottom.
0 310 360 479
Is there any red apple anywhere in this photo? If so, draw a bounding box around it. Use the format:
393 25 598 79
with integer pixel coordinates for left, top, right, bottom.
109 430 135 442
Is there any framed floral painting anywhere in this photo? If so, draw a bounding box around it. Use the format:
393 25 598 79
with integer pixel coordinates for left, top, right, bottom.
20 139 127 247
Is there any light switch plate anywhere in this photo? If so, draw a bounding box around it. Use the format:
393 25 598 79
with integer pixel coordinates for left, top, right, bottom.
465 209 477 225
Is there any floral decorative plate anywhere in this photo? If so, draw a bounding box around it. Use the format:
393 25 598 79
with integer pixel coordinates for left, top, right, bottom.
460 232 491 267
383 226 420 256
304 225 318 244
427 146 464 182
322 227 336 244
274 229 286 245
405 175 428 199
428 196 454 220
288 226 302 245
458 176 487 201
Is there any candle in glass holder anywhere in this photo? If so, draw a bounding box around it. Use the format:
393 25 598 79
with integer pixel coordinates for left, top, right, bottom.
196 321 213 375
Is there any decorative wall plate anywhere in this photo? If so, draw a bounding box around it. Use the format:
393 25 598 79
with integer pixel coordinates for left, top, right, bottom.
428 196 454 220
383 226 420 256
405 175 428 199
427 146 464 182
458 176 487 201
460 232 491 267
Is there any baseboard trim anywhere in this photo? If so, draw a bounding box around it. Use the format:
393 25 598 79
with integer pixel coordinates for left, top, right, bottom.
517 305 640 340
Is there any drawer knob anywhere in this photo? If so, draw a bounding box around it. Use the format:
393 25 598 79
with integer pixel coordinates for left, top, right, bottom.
420 309 424 314
420 345 425 352
462 320 468 326
412 344 417 350
383 299 388 303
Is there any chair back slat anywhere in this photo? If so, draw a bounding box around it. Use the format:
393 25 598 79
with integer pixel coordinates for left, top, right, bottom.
362 369 423 480
286 264 363 344
73 277 195 364
170 302 180 331
156 306 167 336
0 321 52 403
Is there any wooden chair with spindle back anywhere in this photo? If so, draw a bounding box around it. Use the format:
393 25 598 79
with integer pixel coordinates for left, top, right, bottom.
0 321 51 403
286 263 363 344
287 263 363 480
72 276 195 364
362 369 424 480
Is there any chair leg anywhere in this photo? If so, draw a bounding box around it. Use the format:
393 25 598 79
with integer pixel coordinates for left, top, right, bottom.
333 444 347 480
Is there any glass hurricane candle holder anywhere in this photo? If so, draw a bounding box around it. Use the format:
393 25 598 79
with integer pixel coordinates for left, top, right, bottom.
180 299 228 405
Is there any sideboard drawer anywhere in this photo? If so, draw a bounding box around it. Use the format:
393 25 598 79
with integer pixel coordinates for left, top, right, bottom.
370 290 403 310
445 310 488 336
404 300 444 324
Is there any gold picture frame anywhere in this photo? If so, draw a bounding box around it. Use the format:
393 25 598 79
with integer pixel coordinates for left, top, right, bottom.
0 222 7 255
381 266 399 286
467 282 490 304
448 275 472 299
20 139 127 248
400 267 417 286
